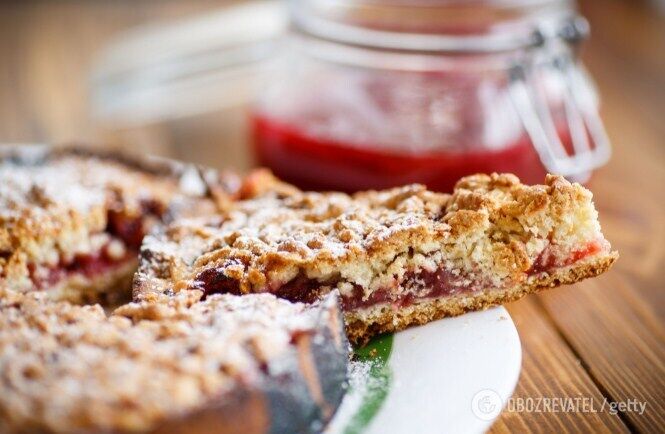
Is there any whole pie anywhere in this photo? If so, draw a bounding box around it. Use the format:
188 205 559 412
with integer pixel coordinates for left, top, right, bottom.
0 146 617 433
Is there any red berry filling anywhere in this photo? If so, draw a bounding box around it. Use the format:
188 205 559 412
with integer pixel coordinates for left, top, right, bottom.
26 203 165 289
106 210 144 250
191 267 244 296
193 240 605 310
341 268 477 310
529 240 603 275
193 266 480 310
106 199 164 250
28 243 134 289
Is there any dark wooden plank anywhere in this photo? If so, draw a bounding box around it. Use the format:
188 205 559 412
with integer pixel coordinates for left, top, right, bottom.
528 2 665 432
537 275 665 433
580 0 665 308
490 298 629 434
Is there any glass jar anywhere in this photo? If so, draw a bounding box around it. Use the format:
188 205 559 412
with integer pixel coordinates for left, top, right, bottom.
252 0 611 192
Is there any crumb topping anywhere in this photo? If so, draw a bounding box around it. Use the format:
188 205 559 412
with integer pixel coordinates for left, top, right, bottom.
0 287 323 433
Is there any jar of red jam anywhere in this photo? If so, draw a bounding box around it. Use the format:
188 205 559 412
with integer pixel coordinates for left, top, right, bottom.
252 0 611 192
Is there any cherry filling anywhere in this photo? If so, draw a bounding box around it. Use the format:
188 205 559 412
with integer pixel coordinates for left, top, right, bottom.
106 199 164 250
192 267 244 296
193 266 479 310
341 268 478 310
27 202 165 289
192 271 332 302
194 241 606 310
106 210 144 250
28 243 135 289
271 276 336 304
529 240 603 275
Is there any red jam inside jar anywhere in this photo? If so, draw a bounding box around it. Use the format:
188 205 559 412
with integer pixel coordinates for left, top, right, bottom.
251 69 578 193
253 114 576 193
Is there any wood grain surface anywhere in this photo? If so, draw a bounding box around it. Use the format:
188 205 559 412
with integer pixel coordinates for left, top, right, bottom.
0 0 662 432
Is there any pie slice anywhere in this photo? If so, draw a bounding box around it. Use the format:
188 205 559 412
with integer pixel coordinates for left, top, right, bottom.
0 146 238 304
136 171 617 344
0 287 348 434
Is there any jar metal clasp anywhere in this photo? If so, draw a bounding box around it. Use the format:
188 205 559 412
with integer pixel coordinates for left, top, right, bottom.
508 16 611 181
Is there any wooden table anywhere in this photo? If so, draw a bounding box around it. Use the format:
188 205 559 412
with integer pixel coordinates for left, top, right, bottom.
0 1 662 432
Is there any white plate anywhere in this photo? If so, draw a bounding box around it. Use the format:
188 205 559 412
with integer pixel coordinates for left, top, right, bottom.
328 306 522 434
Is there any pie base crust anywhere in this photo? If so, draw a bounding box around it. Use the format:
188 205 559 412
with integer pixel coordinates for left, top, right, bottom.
344 252 618 344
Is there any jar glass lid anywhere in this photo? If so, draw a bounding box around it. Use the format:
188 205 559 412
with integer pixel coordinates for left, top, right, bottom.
290 0 576 52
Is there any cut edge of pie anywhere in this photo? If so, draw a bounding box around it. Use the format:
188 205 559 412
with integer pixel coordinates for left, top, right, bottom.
344 251 616 344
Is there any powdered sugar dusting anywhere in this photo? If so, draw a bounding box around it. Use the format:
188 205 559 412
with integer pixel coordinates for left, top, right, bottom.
0 287 344 433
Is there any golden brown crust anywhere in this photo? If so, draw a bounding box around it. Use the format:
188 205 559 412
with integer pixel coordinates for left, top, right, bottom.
344 251 618 345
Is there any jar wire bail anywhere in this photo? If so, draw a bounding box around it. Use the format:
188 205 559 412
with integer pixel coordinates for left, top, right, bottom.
508 17 611 180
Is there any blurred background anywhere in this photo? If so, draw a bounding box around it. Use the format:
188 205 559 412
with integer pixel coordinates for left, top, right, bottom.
0 1 662 189
0 0 663 432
